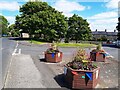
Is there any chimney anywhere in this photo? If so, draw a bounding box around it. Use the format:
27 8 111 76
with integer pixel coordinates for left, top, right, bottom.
114 30 116 32
95 29 97 32
105 29 107 32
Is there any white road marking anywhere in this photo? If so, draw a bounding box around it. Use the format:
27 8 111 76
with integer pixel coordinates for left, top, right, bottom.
18 49 21 54
12 41 21 55
16 43 18 48
12 49 17 55
0 48 3 50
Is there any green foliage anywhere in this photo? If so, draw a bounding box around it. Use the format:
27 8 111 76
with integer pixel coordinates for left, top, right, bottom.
56 43 96 48
67 49 98 70
93 64 97 68
15 1 68 42
116 17 120 40
97 36 107 41
96 43 102 50
101 36 107 41
66 14 92 43
74 49 88 62
0 15 9 35
46 43 59 53
8 24 20 37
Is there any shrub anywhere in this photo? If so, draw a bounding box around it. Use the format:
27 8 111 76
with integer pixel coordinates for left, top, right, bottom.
66 49 98 70
46 43 59 53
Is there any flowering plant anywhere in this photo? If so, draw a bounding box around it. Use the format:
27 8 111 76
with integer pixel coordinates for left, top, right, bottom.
67 49 97 70
46 43 59 53
91 43 105 53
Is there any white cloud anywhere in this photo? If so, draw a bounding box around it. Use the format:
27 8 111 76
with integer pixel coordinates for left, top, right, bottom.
88 18 117 31
87 11 118 31
5 16 15 24
89 23 117 31
63 12 73 17
52 0 86 17
105 0 119 9
88 11 117 19
0 1 20 11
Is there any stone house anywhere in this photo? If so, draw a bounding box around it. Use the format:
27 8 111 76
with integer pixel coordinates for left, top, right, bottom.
92 29 118 41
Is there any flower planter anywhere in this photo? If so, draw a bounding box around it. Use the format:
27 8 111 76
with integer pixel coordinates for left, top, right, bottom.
64 65 100 89
90 52 106 62
45 52 62 63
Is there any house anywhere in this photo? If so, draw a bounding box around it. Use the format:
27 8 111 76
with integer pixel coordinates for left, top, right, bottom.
92 29 118 41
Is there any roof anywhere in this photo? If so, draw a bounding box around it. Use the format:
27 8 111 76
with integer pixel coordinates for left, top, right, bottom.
92 31 118 36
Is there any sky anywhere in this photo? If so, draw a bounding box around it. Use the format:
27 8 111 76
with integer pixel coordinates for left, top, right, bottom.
0 0 119 32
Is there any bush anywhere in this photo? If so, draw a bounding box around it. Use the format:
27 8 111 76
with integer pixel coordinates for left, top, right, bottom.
46 43 59 53
66 49 98 70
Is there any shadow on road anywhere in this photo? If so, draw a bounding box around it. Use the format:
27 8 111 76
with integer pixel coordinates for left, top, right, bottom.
8 37 31 41
39 58 47 62
54 74 70 89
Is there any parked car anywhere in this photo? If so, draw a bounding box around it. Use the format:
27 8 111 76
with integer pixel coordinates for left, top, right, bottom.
2 34 7 37
106 40 112 44
112 41 117 45
116 40 120 47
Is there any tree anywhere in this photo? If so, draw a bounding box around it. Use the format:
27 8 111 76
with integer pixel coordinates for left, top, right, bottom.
8 24 20 37
101 36 107 41
15 1 68 42
66 14 92 43
0 15 9 36
116 17 120 40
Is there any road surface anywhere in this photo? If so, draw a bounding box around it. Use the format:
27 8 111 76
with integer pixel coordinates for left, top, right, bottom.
3 39 119 89
1 37 17 89
103 46 119 61
0 38 2 89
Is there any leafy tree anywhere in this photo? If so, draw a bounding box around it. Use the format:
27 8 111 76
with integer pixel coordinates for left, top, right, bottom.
8 24 20 37
66 14 92 43
101 36 107 41
15 1 68 42
116 17 120 40
0 15 9 36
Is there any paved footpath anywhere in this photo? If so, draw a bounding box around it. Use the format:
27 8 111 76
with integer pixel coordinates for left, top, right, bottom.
4 54 46 88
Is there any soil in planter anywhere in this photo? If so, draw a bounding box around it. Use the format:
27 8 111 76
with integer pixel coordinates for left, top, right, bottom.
66 61 97 71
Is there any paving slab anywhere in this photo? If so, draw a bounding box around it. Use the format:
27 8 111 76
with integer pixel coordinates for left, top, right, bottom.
4 54 45 88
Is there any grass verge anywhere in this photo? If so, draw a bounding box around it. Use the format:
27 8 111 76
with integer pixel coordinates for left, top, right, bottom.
56 43 97 48
28 40 96 48
28 40 47 44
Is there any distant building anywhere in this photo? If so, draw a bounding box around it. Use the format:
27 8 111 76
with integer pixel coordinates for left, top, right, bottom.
22 33 29 38
92 29 118 41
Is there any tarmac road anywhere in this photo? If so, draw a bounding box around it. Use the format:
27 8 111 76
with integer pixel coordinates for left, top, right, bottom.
103 47 119 61
1 37 17 89
4 41 61 88
3 40 119 89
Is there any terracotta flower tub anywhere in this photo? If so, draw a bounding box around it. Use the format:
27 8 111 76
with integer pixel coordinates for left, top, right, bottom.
45 52 62 63
90 43 107 62
45 43 62 63
64 65 100 89
90 51 106 62
63 49 100 89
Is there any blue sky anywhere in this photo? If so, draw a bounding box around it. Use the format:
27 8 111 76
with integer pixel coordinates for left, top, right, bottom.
0 0 119 31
